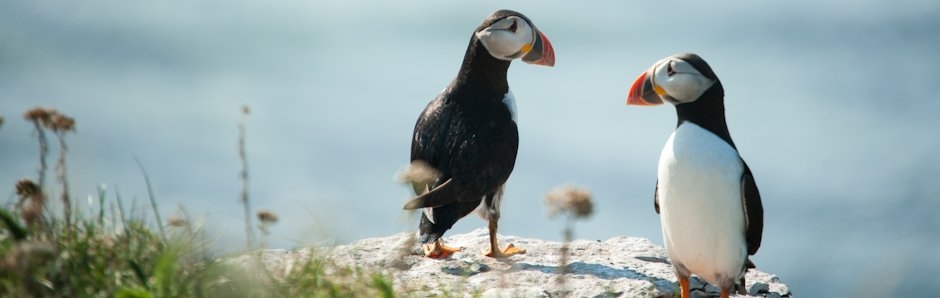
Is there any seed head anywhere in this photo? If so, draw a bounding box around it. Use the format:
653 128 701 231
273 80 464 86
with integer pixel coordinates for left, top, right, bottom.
15 179 41 197
24 107 53 123
15 179 46 226
47 112 75 132
545 185 594 220
23 107 76 132
257 210 279 225
397 160 440 186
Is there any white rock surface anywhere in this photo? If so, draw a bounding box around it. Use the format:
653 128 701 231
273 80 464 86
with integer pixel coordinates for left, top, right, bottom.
239 228 792 297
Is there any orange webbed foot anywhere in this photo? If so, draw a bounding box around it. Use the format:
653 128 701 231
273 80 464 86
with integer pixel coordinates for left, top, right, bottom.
483 243 526 258
422 240 462 259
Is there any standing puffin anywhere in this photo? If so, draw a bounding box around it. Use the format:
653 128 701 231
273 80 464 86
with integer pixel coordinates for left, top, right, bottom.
402 10 555 258
626 53 763 297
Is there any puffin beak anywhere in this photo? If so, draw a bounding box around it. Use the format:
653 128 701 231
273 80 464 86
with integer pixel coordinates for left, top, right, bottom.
521 30 555 67
626 70 663 106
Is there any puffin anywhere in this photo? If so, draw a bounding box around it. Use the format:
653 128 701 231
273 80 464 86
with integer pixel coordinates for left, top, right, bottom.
402 10 555 259
626 53 764 298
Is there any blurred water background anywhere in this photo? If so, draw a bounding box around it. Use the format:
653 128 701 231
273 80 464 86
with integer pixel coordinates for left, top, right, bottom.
2 1 939 296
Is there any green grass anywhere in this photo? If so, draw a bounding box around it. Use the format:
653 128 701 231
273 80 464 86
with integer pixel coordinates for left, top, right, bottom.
0 191 397 298
0 194 583 298
2 107 396 297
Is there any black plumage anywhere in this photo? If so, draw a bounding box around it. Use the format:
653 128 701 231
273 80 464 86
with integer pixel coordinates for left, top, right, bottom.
402 10 553 258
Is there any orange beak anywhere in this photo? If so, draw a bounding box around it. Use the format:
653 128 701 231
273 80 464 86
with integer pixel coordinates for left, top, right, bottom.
626 71 663 106
522 31 555 67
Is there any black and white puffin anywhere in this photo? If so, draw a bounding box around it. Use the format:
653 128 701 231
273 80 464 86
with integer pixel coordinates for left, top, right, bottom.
626 53 763 298
402 10 555 259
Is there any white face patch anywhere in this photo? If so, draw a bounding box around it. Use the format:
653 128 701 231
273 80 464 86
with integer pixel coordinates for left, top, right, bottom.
651 58 715 104
502 89 518 122
475 16 535 61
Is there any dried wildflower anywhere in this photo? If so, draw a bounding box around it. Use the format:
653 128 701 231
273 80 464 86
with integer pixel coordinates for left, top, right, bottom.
34 109 76 226
15 179 41 197
256 210 278 237
47 112 75 132
397 160 440 187
257 210 279 225
23 107 53 123
25 107 76 132
24 108 52 188
546 185 594 293
237 106 254 249
545 185 594 220
398 161 441 197
15 179 46 227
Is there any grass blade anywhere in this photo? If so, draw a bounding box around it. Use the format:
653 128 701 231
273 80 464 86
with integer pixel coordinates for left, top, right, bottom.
0 208 27 240
133 157 166 243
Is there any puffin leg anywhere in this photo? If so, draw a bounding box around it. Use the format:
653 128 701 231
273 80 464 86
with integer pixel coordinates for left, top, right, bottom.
678 275 690 298
422 239 461 259
483 218 525 258
720 288 730 298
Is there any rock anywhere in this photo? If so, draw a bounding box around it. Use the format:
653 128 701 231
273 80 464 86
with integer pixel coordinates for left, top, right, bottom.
749 282 770 295
235 228 792 297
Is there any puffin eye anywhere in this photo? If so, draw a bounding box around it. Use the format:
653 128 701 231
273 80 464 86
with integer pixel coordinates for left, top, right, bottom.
667 61 676 76
507 20 518 33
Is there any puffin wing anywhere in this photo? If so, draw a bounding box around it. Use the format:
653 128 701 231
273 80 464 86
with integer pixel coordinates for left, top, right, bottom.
403 178 456 209
402 178 482 210
741 161 764 256
653 179 660 214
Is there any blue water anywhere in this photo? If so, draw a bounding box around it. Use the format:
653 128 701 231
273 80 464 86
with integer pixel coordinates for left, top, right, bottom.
2 1 939 296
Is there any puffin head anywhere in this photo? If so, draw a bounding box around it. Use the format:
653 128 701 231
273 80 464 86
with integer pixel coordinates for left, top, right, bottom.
474 10 555 67
626 53 719 106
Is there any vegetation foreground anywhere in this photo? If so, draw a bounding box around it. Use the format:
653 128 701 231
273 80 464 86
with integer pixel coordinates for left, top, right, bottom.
0 107 396 297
